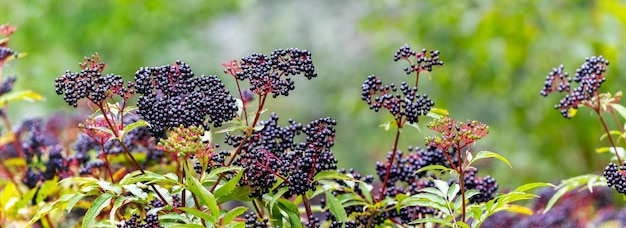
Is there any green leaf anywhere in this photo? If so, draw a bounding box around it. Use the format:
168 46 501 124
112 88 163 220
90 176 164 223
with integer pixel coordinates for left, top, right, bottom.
122 184 148 200
221 206 247 225
276 199 302 227
357 181 373 203
110 195 137 222
185 163 219 222
82 192 114 228
215 168 245 204
312 170 352 182
379 120 394 131
0 90 44 107
120 119 150 141
426 107 449 119
410 217 453 227
28 200 59 226
324 191 347 223
514 182 554 192
269 187 289 211
64 193 86 215
415 164 455 175
468 151 512 168
433 179 449 197
98 180 122 195
177 207 213 223
544 174 605 213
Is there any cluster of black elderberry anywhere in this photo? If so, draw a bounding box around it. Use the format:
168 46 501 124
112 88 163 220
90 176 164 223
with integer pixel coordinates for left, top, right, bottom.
604 162 626 194
54 55 132 107
0 76 15 96
117 211 163 228
244 212 273 228
361 76 434 123
462 167 499 204
393 44 444 74
233 48 317 97
540 56 610 118
227 113 338 198
375 145 449 197
134 60 238 138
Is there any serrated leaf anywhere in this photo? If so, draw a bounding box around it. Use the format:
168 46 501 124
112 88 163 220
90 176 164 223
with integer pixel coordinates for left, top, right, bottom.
82 192 114 228
468 151 512 168
0 90 44 107
324 191 347 223
222 206 247 225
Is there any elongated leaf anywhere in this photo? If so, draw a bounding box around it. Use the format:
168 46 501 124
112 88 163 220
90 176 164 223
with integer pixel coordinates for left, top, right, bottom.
215 168 245 204
416 164 454 174
270 187 289 211
97 180 122 195
121 119 150 141
514 182 554 192
503 204 534 215
433 179 449 197
177 207 213 222
545 174 604 213
468 151 512 168
324 191 347 223
610 103 626 120
185 164 219 222
0 90 44 107
276 199 302 227
82 192 114 228
410 217 453 227
222 206 247 225
64 193 86 215
122 184 148 200
313 171 352 182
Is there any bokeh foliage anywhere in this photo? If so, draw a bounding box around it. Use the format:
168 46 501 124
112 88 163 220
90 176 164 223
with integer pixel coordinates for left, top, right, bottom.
2 0 626 188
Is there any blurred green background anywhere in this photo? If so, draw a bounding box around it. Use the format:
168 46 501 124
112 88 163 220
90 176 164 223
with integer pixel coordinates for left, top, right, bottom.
2 0 626 189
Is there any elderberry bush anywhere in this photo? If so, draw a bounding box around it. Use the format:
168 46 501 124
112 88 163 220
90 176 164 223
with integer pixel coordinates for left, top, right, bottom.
361 77 434 123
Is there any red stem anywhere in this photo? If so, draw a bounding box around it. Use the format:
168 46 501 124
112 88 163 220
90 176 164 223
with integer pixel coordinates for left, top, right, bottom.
379 126 402 200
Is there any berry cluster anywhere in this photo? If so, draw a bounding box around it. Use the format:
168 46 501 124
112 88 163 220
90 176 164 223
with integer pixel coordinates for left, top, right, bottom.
228 114 338 198
361 76 434 123
282 117 338 196
462 167 498 204
0 76 15 96
54 54 132 107
134 60 238 137
244 212 270 228
117 212 163 228
393 45 444 74
540 56 610 118
604 162 626 194
375 146 449 197
224 48 317 97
